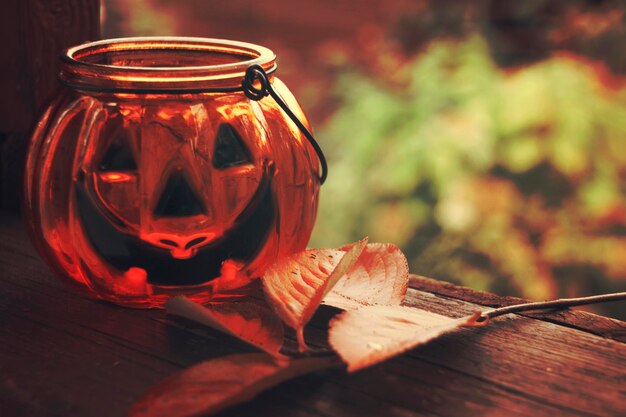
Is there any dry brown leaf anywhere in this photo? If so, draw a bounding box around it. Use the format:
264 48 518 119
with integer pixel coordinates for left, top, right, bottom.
262 238 368 351
129 353 336 417
166 296 285 357
323 243 409 310
329 305 479 372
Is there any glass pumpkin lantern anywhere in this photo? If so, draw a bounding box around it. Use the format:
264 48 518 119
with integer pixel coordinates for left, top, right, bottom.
23 37 325 308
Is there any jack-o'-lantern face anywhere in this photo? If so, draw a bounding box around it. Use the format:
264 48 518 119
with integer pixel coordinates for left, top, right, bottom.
75 101 277 286
25 37 322 308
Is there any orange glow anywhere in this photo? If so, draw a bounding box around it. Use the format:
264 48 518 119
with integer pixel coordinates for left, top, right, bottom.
24 38 321 308
156 109 175 120
99 172 135 183
124 267 148 294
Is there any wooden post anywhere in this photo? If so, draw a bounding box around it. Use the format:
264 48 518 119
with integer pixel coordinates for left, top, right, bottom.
0 0 100 211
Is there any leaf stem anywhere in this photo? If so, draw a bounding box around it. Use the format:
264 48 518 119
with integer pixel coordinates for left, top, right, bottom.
296 328 310 352
481 291 626 321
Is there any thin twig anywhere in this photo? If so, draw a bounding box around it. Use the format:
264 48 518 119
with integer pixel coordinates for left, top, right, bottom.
480 291 626 321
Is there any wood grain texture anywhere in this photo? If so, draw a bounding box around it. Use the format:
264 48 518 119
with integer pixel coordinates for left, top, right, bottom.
0 211 625 417
0 134 26 211
409 275 626 343
0 0 100 132
0 0 100 210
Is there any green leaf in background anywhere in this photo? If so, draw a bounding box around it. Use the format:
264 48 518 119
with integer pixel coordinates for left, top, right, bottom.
312 36 626 318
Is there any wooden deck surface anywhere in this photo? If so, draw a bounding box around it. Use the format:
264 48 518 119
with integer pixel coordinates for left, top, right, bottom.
1 211 625 417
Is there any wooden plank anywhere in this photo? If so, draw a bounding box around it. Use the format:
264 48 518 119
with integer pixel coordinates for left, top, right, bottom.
4 272 613 417
0 0 100 210
0 0 32 135
0 0 100 133
1 211 625 417
409 275 626 343
0 134 26 211
400 291 625 417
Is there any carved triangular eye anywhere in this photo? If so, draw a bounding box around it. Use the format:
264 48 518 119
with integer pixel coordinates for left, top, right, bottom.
212 124 251 169
99 137 137 171
154 170 206 218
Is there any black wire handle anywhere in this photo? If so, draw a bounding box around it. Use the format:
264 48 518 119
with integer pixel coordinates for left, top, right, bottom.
242 64 328 184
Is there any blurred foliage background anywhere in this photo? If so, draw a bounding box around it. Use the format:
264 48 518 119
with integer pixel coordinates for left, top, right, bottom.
103 0 626 319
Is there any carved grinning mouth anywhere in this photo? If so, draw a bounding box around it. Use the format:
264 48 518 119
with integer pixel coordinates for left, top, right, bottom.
74 173 276 286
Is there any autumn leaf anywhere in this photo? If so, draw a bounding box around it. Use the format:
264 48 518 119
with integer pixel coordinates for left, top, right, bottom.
129 353 336 417
166 296 285 358
323 243 409 310
329 305 481 372
262 238 368 351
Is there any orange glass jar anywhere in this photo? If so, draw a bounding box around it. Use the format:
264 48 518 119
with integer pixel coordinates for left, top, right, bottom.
24 37 323 308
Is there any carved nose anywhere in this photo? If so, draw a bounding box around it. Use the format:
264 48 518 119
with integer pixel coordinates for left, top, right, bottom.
158 235 210 259
154 170 206 218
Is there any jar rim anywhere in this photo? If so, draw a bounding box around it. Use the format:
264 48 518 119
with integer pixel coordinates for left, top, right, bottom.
60 37 277 94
